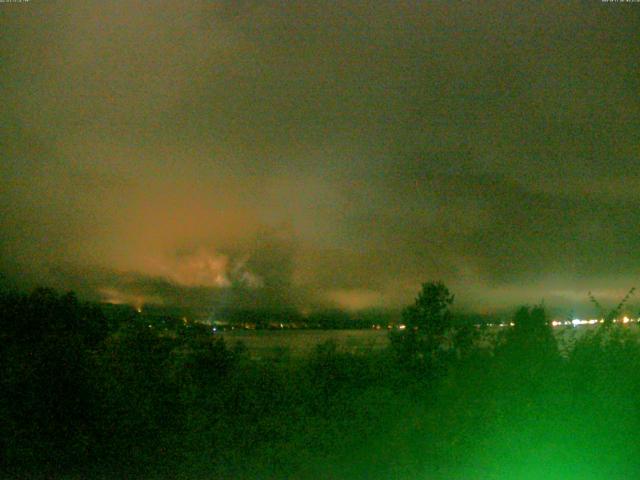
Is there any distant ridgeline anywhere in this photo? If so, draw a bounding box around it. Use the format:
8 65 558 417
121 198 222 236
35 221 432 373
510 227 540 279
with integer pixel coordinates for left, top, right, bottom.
98 301 400 331
196 306 399 330
102 303 507 332
2 284 591 334
453 311 511 327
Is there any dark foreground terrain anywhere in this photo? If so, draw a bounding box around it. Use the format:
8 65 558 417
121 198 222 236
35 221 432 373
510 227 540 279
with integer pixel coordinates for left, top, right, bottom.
2 287 640 479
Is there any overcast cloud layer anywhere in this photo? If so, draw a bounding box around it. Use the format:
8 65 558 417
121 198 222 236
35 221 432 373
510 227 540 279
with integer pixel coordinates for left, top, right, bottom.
1 1 639 315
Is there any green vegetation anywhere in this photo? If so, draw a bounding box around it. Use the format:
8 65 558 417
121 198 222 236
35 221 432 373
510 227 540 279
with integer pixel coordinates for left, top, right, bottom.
2 284 640 479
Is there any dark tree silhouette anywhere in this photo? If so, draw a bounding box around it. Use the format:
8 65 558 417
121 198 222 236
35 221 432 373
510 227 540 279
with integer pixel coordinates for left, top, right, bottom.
390 281 455 375
499 305 558 358
493 304 560 404
0 288 107 472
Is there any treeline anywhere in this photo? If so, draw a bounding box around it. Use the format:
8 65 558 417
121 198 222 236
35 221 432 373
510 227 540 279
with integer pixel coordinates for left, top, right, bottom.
2 285 640 479
106 304 397 330
220 307 396 329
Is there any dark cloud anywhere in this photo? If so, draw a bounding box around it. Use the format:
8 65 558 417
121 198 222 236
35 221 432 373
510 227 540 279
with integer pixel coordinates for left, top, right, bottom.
1 1 639 313
5 227 305 316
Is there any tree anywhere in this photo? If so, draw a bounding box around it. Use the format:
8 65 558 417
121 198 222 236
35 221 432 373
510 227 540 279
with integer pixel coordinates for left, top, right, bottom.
494 304 560 396
390 281 455 375
0 288 104 471
402 282 454 335
501 305 557 358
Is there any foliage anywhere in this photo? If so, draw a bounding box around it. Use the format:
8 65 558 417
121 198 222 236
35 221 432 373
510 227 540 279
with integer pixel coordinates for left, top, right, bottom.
389 281 476 376
0 288 106 472
4 285 640 478
497 304 558 360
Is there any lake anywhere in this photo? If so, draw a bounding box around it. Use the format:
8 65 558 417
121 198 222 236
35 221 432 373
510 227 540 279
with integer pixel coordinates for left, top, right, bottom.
217 324 640 358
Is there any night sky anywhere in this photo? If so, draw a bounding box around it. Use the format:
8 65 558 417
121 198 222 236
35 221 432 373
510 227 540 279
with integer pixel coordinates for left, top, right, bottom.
1 1 639 315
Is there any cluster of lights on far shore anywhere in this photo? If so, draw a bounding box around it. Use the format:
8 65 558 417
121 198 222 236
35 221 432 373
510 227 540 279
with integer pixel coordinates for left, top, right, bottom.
551 316 638 327
383 318 640 330
463 317 640 330
480 317 639 328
